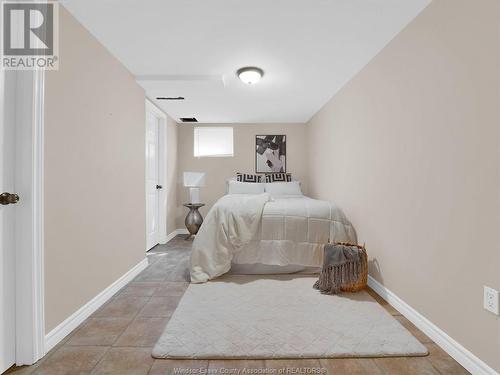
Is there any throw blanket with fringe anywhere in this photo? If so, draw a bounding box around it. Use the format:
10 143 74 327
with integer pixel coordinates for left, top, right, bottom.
313 243 367 294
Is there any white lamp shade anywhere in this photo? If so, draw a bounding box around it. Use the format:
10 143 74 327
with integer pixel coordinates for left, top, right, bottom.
188 187 201 204
183 172 206 187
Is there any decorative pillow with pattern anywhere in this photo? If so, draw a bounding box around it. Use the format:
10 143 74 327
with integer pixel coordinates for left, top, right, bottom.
236 173 262 183
265 173 292 183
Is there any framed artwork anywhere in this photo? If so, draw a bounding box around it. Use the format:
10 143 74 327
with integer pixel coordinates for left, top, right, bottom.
255 135 286 173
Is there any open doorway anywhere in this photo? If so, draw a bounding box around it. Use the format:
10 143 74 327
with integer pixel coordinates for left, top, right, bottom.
145 100 168 251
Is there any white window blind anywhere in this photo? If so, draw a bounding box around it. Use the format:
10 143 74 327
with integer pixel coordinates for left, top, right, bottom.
194 127 234 157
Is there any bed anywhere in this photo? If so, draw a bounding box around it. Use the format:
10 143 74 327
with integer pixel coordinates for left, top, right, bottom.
190 180 357 283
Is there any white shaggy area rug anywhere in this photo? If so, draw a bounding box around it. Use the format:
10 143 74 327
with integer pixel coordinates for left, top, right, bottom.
152 275 428 359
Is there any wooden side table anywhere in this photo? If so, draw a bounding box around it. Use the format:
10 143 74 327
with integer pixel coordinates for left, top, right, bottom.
183 203 205 240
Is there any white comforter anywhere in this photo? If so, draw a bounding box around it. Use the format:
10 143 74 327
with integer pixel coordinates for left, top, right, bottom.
190 194 356 283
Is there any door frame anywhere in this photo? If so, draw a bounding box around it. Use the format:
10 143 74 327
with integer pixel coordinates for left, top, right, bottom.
145 99 168 247
8 79 170 366
11 69 46 365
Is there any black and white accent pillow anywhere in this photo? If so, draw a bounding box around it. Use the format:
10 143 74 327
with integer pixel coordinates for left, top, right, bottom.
236 173 262 183
265 173 292 183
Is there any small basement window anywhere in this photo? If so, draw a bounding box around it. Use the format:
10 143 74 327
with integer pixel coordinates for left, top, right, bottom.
194 127 234 157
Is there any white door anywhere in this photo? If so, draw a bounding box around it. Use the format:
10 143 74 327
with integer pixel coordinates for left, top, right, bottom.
0 71 17 372
146 111 160 250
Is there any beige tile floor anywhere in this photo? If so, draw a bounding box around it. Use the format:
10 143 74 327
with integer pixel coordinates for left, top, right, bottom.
6 236 470 375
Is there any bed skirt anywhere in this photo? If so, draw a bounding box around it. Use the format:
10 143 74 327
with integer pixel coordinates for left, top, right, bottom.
230 262 320 275
231 239 324 268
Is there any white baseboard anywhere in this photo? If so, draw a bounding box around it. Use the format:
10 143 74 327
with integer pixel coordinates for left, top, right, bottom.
164 228 188 243
368 276 498 375
161 229 189 244
159 233 168 244
44 258 149 353
163 232 174 243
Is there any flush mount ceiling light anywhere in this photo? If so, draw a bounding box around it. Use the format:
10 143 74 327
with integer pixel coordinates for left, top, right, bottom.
237 67 264 85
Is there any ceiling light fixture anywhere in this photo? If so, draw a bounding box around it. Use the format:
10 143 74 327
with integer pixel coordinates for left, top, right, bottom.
237 67 264 85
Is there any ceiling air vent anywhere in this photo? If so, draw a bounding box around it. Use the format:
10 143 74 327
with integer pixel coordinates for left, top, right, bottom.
179 117 198 123
156 96 185 100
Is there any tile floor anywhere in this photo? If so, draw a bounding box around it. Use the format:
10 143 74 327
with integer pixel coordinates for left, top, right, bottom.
6 236 470 375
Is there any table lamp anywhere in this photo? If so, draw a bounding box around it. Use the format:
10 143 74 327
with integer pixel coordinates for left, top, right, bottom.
183 172 206 204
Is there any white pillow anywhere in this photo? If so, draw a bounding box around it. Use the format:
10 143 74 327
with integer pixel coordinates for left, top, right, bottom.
265 181 303 196
225 177 237 194
227 180 265 195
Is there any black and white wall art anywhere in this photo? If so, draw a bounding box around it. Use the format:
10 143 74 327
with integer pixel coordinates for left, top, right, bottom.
255 135 286 173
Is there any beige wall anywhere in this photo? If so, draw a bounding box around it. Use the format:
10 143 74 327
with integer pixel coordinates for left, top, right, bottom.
307 0 500 371
44 7 146 332
166 115 178 235
176 123 307 227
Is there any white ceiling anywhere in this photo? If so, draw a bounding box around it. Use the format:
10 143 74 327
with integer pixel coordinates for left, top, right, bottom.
60 0 430 124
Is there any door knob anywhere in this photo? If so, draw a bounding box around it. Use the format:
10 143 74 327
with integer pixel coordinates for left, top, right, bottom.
156 185 163 190
0 192 20 205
